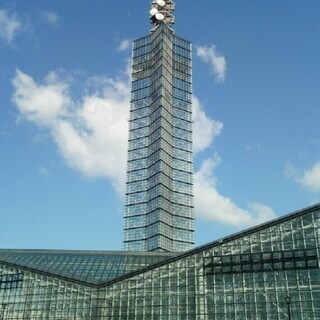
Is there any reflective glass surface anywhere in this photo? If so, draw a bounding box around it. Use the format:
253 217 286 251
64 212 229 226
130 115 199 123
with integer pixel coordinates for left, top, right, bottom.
1 205 319 319
124 24 194 252
0 250 174 285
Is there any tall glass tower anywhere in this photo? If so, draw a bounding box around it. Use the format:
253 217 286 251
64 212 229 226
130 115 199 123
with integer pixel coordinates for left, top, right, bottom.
124 0 194 252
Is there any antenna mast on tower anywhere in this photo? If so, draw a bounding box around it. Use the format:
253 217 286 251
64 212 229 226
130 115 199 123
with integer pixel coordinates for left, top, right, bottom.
149 0 175 33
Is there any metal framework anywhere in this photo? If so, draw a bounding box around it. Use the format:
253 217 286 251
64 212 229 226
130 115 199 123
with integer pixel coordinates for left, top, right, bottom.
150 0 175 33
124 0 194 252
1 204 319 319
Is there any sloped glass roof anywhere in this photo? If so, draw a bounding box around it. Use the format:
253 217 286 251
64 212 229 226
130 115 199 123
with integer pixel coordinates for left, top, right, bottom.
0 250 175 285
1 205 319 287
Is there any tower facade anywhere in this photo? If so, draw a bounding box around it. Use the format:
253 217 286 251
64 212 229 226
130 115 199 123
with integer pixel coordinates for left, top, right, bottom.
124 0 194 252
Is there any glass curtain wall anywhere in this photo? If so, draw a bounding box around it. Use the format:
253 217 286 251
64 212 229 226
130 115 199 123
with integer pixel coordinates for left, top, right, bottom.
124 23 194 252
104 208 320 320
1 207 319 319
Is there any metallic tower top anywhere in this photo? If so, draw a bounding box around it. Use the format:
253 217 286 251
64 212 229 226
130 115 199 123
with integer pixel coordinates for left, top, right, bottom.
149 0 175 33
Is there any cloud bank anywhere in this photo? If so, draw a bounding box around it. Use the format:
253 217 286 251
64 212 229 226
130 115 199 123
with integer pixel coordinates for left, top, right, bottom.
196 45 227 83
0 10 22 44
12 68 275 228
12 69 129 194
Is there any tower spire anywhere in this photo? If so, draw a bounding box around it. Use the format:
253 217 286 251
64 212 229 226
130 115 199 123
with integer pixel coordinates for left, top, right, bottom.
149 0 175 33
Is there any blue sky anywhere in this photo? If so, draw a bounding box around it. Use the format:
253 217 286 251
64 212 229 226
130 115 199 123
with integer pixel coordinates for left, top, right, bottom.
1 0 320 250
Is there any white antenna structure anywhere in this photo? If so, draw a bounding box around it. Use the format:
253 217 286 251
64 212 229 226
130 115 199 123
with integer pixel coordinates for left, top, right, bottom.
149 0 175 33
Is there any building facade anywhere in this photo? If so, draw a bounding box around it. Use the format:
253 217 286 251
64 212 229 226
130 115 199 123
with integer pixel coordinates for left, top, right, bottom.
124 0 194 252
1 204 319 319
1 2 319 319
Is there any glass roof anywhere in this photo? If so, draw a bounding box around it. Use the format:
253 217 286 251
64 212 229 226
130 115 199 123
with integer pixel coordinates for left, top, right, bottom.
0 250 175 285
1 204 318 287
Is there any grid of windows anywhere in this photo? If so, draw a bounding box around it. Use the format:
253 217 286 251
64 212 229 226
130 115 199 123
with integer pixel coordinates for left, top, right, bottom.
204 249 318 274
0 273 23 290
1 205 319 319
124 23 194 252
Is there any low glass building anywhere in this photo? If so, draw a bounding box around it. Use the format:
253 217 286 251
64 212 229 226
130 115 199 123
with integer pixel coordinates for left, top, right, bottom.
0 204 319 319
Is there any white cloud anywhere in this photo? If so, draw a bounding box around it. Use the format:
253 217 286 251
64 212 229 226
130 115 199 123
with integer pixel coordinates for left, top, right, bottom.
285 162 320 194
193 96 223 153
0 10 22 44
118 39 131 51
12 70 71 126
195 155 276 228
300 162 320 193
12 69 220 194
41 10 59 25
12 69 130 195
12 69 275 228
196 45 227 83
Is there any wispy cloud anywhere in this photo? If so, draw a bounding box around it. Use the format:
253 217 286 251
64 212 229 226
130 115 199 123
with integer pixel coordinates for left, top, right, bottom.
38 166 50 176
118 39 131 51
245 144 265 152
195 155 277 227
41 10 59 26
300 163 320 193
193 96 223 153
0 10 22 44
285 161 320 194
196 45 227 83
